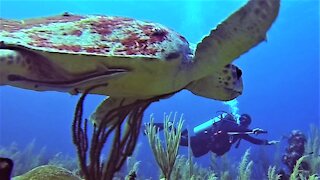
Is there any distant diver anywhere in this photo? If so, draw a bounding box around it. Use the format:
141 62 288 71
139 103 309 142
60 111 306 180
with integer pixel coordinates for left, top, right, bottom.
0 157 14 180
279 130 310 180
146 113 279 157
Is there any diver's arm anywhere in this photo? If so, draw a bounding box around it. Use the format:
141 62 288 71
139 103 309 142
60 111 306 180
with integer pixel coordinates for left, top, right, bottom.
241 134 270 145
238 128 278 145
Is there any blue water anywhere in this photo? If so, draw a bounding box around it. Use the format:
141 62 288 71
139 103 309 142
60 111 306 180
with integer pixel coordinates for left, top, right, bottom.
0 0 319 178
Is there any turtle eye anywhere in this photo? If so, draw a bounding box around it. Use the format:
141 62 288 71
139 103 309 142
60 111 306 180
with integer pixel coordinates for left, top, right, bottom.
236 67 242 79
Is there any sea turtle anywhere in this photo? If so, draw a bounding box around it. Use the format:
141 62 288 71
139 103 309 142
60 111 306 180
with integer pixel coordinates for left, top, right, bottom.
0 0 280 124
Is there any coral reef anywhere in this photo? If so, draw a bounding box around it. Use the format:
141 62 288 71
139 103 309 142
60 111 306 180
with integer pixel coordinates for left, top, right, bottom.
2 115 319 180
0 140 46 176
48 152 78 173
143 117 319 180
12 165 81 180
0 140 79 178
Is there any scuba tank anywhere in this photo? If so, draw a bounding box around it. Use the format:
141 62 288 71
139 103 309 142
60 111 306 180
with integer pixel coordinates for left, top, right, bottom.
193 112 232 136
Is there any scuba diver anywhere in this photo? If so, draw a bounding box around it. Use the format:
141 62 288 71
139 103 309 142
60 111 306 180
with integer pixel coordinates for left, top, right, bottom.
147 113 279 157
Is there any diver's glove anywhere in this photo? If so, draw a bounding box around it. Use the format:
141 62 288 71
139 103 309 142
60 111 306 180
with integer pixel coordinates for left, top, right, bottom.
267 140 280 145
252 128 267 134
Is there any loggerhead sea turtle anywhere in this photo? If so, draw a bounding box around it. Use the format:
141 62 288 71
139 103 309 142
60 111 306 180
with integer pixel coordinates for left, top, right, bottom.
0 0 279 124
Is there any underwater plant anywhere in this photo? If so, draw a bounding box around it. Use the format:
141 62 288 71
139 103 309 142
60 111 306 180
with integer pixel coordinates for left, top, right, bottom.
290 155 308 180
124 161 140 180
289 155 320 180
210 153 234 178
145 113 184 180
305 124 320 175
171 155 217 180
250 145 282 179
220 171 232 180
111 142 144 179
237 149 253 180
267 166 282 180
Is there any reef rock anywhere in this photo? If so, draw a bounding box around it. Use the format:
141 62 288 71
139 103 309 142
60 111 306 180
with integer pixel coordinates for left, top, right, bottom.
13 165 81 180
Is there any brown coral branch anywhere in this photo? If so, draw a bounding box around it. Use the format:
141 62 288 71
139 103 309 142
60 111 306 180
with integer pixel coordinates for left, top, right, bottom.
72 84 176 180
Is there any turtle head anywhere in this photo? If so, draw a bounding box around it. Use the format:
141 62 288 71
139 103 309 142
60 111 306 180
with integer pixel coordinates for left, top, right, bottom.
186 64 243 101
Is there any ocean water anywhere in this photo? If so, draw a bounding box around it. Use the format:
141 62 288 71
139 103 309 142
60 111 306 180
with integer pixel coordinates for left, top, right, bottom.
0 0 319 179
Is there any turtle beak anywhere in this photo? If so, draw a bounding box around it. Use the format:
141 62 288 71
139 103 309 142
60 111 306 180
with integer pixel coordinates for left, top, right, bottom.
224 75 243 100
224 87 242 100
230 66 243 97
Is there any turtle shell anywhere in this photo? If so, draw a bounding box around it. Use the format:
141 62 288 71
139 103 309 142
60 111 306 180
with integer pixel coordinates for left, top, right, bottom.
0 14 196 97
0 13 192 61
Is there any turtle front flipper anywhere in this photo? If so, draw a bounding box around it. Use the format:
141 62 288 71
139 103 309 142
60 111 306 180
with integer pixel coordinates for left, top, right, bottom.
193 0 280 76
186 64 243 101
90 94 172 127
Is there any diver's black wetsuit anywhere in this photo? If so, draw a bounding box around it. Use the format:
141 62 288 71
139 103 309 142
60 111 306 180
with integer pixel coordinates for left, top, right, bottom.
179 117 269 157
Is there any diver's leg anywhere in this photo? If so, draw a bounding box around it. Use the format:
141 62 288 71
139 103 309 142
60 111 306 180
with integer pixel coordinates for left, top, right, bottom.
179 129 210 157
179 129 189 146
142 123 165 135
153 123 165 131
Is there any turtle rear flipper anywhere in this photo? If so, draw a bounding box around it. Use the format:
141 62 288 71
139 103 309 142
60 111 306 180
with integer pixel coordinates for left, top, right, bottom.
194 0 280 75
0 47 72 88
90 97 139 126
